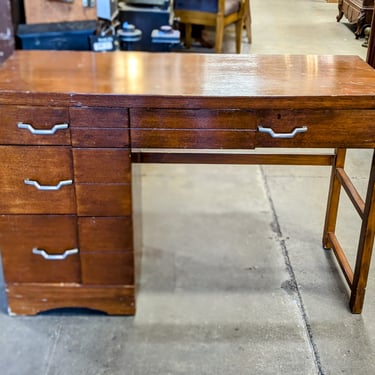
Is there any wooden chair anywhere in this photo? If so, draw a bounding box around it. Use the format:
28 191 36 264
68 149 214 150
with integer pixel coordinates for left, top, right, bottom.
174 0 249 53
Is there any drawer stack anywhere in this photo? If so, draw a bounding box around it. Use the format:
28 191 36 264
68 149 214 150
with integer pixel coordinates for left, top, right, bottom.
0 105 135 315
70 107 135 291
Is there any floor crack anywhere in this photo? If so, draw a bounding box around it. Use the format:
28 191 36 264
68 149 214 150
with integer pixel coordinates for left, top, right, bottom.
260 166 325 375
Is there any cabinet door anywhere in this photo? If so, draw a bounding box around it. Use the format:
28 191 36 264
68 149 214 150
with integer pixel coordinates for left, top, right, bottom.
0 146 75 214
0 215 80 283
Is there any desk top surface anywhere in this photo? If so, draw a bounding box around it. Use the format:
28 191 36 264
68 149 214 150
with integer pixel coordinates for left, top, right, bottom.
0 51 375 108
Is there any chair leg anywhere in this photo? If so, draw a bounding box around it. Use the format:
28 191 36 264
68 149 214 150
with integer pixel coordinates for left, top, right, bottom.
244 0 252 43
215 16 225 53
185 23 193 49
235 20 243 53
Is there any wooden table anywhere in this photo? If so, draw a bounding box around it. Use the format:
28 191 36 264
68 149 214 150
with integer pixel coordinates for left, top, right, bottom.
0 51 375 315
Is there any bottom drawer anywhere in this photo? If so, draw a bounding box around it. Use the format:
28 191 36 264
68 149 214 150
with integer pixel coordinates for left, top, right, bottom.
0 215 80 283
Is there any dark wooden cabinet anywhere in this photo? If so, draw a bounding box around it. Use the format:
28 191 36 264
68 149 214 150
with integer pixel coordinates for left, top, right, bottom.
337 0 374 37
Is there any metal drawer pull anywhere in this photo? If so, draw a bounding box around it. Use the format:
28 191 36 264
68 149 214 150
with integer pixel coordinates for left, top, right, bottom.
24 179 73 191
32 247 79 260
258 125 308 138
17 122 69 135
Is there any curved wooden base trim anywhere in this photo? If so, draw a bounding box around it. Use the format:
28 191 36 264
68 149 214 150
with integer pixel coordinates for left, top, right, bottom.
5 283 135 316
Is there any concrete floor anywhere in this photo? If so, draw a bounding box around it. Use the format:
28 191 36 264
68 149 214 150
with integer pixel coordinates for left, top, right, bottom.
1 0 375 374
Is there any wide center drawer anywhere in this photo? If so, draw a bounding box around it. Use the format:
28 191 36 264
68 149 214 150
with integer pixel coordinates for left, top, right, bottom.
130 109 257 149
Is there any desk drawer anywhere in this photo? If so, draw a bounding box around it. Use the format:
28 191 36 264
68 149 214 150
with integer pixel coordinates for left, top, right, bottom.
70 107 128 128
130 109 256 149
78 217 133 252
76 183 132 216
73 149 131 183
256 110 375 148
0 215 80 283
80 252 134 285
70 107 130 147
0 146 75 214
0 106 70 145
78 217 134 285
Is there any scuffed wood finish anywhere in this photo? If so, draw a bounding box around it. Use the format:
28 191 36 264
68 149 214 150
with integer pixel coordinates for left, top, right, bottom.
6 284 136 316
1 52 375 109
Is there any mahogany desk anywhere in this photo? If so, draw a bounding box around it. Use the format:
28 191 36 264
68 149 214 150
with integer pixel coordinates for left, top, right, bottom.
0 51 375 315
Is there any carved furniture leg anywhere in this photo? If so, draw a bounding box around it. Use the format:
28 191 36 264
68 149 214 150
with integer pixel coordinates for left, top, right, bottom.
337 0 344 22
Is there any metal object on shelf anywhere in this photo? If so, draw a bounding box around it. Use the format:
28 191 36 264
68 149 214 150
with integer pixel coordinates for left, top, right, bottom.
151 25 180 44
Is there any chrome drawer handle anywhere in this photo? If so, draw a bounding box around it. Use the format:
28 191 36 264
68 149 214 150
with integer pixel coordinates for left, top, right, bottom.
24 179 73 191
17 122 69 135
258 125 308 138
32 247 79 260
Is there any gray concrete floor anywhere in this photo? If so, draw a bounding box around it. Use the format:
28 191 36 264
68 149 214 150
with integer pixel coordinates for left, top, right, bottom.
1 0 375 374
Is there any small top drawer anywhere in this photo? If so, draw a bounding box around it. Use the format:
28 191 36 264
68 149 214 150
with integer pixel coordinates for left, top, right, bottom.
130 109 257 149
70 107 129 148
256 110 375 148
0 105 70 145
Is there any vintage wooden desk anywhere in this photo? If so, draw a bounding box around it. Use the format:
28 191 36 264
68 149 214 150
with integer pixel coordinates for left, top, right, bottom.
0 51 374 315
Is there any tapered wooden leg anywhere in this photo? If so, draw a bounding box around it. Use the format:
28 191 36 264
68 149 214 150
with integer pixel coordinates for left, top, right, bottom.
350 150 375 313
244 0 252 43
215 16 224 53
323 148 347 249
235 20 243 53
185 23 192 49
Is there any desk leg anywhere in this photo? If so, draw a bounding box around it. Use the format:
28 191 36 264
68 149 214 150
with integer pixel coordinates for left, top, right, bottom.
350 150 375 313
323 148 346 249
323 148 375 313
